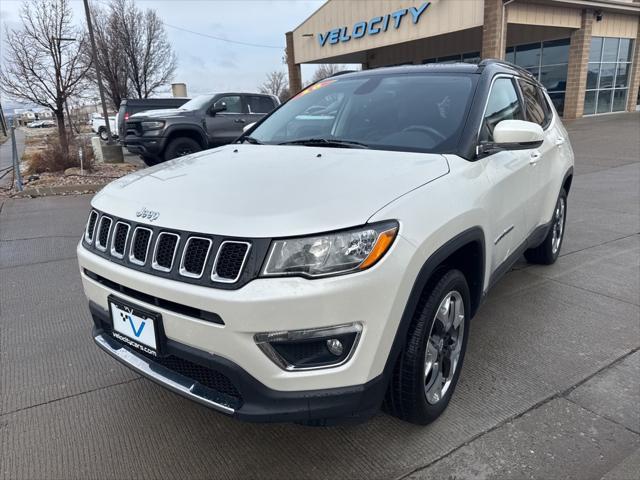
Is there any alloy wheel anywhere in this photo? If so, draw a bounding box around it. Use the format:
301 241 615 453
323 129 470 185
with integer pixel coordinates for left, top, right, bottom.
551 196 566 255
424 291 465 405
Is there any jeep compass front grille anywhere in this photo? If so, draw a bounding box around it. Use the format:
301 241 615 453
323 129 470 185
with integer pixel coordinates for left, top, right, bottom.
180 237 211 278
111 222 130 258
83 210 262 290
96 216 112 251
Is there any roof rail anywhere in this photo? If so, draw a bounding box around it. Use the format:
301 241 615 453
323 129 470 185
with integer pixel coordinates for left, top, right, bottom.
479 58 538 80
328 70 358 78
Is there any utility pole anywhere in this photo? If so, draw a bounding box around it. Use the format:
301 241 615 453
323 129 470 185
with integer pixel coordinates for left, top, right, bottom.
82 0 113 144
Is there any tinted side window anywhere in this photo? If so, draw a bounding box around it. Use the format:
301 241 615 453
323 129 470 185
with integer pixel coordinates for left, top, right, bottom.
537 87 553 128
480 77 524 142
214 96 242 113
247 95 276 114
517 79 546 127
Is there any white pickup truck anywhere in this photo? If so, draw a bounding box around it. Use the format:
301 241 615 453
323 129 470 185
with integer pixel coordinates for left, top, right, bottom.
91 114 118 141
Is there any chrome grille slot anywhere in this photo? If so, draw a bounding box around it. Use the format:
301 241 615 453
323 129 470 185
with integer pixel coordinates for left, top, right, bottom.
212 241 251 283
180 237 212 278
85 210 99 243
110 222 130 258
129 227 153 265
95 216 112 251
152 232 180 272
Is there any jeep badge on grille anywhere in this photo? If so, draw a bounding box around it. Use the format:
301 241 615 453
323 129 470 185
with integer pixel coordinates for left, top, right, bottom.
136 207 160 222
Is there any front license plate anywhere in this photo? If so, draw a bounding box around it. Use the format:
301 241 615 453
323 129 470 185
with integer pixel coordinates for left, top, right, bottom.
109 296 160 355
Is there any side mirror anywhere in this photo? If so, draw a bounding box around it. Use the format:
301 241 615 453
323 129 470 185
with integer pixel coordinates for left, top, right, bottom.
478 120 544 156
242 122 256 132
211 102 227 115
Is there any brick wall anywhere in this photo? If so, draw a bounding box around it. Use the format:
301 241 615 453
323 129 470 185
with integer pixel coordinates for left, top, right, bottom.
564 9 594 119
625 21 640 112
482 0 505 59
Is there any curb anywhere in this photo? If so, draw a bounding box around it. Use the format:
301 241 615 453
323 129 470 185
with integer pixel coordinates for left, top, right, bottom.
16 183 108 197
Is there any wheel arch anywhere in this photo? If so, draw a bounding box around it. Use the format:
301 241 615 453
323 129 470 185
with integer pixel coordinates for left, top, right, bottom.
165 126 207 149
382 227 486 381
562 166 574 195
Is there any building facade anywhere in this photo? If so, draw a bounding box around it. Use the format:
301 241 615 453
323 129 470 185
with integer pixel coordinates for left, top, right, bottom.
286 0 640 119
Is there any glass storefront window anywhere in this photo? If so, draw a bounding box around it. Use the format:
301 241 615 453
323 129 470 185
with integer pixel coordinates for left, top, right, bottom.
540 64 567 92
598 64 616 89
615 63 630 88
421 51 481 65
584 91 597 115
508 38 570 115
589 37 603 62
597 90 613 113
613 89 628 112
602 38 619 62
584 36 634 115
586 63 600 89
516 43 542 68
542 38 570 65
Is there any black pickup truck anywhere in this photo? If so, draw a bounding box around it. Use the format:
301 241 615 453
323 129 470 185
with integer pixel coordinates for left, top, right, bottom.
123 93 279 165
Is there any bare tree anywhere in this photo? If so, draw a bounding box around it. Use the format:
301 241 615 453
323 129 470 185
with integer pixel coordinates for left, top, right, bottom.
259 71 289 102
0 0 90 155
112 0 177 99
84 1 130 110
311 64 344 83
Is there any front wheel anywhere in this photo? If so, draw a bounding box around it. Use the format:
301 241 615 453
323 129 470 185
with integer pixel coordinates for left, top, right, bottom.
525 188 567 265
164 137 202 161
385 269 470 425
98 128 108 141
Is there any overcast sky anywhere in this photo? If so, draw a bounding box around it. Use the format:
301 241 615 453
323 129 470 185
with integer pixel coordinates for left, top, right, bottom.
0 0 328 110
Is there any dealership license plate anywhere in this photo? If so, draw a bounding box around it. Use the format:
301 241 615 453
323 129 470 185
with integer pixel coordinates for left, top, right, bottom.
109 297 160 356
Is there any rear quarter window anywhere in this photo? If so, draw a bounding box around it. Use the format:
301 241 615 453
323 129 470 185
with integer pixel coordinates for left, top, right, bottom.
248 95 276 114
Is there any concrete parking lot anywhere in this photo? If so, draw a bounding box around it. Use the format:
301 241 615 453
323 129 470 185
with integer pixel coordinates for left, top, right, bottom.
1 113 638 480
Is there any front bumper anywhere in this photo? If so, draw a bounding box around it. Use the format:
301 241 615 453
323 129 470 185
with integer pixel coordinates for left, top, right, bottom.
124 135 166 158
78 234 418 420
91 307 386 423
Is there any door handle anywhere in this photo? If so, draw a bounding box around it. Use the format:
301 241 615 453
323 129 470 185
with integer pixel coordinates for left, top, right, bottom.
529 150 541 165
234 118 246 124
555 137 565 146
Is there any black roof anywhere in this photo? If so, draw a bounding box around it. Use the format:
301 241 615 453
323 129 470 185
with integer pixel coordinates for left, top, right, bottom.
329 59 541 86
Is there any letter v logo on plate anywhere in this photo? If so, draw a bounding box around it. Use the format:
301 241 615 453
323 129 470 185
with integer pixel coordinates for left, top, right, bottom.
128 315 146 338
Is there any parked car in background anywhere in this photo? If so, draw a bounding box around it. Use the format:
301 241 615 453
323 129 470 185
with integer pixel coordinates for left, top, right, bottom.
116 98 190 142
123 93 279 165
78 61 574 425
27 119 55 128
91 114 117 141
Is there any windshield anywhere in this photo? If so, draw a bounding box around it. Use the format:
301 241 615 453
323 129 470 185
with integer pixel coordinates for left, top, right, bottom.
249 73 476 153
179 94 215 111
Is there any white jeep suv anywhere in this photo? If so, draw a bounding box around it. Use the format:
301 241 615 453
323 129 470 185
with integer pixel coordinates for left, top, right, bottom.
77 60 574 425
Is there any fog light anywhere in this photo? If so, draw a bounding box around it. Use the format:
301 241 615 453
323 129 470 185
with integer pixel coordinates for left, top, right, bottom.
254 323 362 371
326 338 343 356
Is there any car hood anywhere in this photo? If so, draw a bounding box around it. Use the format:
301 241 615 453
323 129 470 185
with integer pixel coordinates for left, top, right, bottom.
92 145 449 238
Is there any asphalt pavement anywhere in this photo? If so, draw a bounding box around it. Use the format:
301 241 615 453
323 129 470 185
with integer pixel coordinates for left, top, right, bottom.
0 113 638 480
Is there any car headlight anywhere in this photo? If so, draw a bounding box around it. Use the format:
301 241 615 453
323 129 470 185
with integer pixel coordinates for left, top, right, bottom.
262 221 398 278
141 121 165 130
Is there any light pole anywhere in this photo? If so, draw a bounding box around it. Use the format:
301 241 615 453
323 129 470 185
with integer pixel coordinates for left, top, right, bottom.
82 0 114 144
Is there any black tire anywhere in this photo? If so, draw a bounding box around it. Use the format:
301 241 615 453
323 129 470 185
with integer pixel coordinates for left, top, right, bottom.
164 137 202 161
98 127 108 141
385 269 470 425
141 155 162 167
524 188 567 265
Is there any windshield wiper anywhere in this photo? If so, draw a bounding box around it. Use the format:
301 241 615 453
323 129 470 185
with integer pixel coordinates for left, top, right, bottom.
278 138 369 149
239 136 262 145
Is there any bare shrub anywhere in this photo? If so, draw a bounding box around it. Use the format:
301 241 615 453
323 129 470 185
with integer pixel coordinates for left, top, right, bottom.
24 135 95 175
